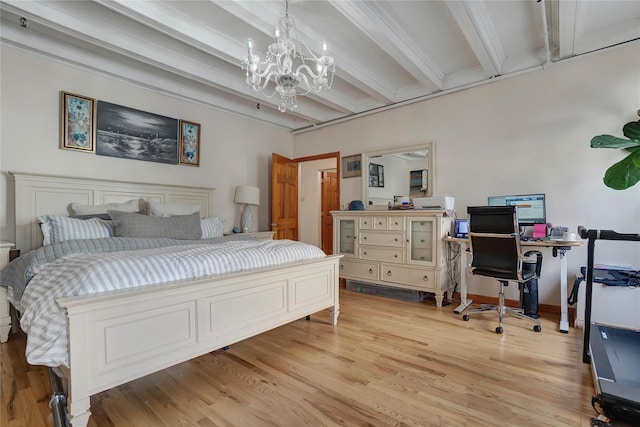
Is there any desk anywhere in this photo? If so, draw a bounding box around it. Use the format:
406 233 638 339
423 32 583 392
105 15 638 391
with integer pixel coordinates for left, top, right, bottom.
445 237 582 333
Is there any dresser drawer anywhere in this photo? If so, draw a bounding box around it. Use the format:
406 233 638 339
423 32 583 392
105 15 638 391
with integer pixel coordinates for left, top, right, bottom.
380 264 436 290
359 217 374 230
339 259 379 280
359 231 404 247
360 246 404 263
388 217 404 230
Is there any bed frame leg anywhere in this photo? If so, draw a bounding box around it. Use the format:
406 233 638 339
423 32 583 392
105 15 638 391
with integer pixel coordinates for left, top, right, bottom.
68 397 91 427
329 304 340 326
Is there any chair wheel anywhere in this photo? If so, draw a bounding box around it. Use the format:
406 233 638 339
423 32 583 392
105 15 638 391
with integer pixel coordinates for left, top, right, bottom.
462 314 469 321
533 325 541 332
495 326 503 334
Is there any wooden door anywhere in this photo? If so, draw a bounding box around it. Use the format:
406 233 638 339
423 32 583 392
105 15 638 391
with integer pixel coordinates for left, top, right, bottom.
321 170 339 254
271 153 299 240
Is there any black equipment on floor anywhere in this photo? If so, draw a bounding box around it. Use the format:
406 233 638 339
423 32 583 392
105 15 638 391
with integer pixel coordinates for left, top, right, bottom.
579 226 640 424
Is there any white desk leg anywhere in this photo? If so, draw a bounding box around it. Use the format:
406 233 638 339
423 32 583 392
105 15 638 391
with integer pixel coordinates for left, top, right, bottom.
454 241 473 314
558 248 570 333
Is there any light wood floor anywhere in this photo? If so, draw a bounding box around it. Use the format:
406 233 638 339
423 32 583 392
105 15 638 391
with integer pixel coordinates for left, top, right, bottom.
2 287 598 427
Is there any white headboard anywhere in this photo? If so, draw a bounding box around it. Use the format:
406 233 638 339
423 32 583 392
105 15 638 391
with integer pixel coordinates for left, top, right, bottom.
11 172 215 252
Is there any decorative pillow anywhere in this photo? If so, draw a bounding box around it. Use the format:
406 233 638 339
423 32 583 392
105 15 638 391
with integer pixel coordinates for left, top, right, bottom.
37 215 116 245
201 216 225 239
71 210 144 220
146 201 201 217
71 199 140 215
108 210 201 240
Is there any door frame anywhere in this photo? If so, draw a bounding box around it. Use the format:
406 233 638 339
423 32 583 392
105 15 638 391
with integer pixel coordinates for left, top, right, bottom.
290 151 340 242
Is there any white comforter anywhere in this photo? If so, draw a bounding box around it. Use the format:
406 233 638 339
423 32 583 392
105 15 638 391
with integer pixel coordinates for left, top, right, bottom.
20 239 325 368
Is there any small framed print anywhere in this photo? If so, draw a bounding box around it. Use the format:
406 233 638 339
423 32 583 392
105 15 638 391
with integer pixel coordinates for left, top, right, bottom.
179 120 201 166
342 154 362 178
60 91 96 153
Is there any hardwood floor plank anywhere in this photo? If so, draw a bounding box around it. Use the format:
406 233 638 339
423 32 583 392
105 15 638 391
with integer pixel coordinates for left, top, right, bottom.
2 287 598 426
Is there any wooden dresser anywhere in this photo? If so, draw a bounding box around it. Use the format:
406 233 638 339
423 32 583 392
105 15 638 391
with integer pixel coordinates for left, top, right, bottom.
331 210 452 307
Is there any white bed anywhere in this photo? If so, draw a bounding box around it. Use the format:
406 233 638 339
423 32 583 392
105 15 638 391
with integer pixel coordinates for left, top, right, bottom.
1 172 341 427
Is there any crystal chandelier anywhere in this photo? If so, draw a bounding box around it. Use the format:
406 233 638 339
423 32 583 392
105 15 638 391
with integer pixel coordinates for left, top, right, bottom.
241 0 335 112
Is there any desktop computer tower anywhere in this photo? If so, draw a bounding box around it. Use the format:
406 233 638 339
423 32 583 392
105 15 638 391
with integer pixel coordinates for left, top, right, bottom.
520 259 539 318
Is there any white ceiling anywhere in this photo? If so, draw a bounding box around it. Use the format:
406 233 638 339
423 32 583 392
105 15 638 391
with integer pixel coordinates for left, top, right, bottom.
1 1 639 133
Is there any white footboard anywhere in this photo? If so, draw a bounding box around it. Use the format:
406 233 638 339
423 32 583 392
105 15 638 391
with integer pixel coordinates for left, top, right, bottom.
56 255 341 427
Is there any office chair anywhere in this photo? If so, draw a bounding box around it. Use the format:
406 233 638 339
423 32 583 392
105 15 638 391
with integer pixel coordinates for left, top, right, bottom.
462 206 542 334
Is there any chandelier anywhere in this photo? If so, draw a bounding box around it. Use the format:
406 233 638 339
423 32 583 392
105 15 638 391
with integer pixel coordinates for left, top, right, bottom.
241 0 335 112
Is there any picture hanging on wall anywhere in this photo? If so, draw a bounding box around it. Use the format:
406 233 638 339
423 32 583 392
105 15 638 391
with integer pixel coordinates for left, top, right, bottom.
341 154 362 178
178 120 201 167
96 101 178 164
60 91 96 153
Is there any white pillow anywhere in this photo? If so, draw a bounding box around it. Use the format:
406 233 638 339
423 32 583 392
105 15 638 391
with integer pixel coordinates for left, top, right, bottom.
147 201 201 217
37 215 116 245
71 199 140 215
201 216 225 238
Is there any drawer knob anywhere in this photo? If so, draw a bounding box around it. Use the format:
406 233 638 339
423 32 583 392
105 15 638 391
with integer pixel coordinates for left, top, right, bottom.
423 275 429 281
394 254 398 258
363 236 367 240
340 264 344 269
369 268 373 274
394 222 398 225
387 270 392 276
363 252 367 255
378 222 382 225
394 238 398 241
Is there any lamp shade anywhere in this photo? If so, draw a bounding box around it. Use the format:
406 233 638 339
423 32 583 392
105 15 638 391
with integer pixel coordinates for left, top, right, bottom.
234 185 260 205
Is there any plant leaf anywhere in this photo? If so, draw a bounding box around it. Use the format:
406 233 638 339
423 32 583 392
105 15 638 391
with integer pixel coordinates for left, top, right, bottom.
623 120 640 140
591 134 640 149
603 150 640 190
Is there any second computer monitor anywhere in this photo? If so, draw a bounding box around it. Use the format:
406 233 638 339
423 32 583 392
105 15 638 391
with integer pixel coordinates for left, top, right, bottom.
487 193 546 226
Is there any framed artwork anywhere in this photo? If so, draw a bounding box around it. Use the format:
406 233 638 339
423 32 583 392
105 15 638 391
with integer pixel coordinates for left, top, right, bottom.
96 101 178 164
60 91 96 153
369 163 384 187
341 154 362 178
179 120 201 167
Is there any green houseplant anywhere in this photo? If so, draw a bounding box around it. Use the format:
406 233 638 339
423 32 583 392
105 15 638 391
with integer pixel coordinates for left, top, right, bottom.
590 112 640 190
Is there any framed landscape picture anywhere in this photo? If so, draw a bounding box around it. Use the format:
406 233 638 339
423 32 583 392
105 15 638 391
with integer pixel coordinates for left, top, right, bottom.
342 154 362 178
60 91 96 153
179 120 201 166
96 101 178 164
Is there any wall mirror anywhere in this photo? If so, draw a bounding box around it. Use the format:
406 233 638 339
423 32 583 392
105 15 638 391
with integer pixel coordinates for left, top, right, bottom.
362 142 434 207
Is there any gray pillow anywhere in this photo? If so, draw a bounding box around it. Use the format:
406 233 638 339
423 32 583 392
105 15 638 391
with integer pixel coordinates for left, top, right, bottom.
108 210 201 240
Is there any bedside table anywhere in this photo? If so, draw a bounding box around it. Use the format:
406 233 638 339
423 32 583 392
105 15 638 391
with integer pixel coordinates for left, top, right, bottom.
225 231 275 241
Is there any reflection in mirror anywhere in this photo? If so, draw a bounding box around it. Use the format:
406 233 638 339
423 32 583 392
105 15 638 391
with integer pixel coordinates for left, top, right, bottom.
362 142 434 207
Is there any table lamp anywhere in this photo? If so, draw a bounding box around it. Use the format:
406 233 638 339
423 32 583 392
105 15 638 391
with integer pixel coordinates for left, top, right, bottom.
234 185 260 232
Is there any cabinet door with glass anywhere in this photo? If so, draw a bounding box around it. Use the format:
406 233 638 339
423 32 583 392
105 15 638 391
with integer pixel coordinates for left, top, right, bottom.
334 217 358 257
406 217 437 267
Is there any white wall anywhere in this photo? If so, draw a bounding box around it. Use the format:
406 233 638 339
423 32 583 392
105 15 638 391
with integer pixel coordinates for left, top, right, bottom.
292 44 640 306
0 46 293 240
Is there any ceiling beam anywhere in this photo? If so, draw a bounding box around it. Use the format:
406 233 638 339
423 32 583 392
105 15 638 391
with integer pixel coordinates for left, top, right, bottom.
445 0 504 77
328 0 444 92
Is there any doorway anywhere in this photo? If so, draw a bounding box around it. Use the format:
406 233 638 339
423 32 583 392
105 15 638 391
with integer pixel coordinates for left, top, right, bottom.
271 152 339 251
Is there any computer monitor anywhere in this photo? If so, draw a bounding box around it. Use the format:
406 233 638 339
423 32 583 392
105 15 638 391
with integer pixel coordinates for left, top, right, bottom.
487 193 546 226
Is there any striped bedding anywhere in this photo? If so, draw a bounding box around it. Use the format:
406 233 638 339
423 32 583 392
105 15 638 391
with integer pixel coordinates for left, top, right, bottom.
4 238 326 368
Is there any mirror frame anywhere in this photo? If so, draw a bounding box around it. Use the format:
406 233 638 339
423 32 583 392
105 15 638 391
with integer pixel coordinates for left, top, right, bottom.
362 141 435 206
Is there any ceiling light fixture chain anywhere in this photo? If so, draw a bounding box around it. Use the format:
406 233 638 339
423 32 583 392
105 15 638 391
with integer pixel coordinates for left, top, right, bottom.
241 0 335 112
